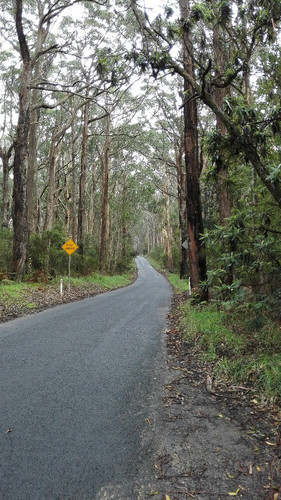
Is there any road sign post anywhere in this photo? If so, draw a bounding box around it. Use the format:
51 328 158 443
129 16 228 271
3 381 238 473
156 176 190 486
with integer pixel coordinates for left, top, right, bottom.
61 239 79 291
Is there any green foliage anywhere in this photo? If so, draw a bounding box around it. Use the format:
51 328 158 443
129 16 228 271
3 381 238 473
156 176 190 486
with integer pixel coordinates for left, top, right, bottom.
148 247 167 269
164 6 174 20
167 273 190 293
147 256 189 292
127 48 172 78
0 229 13 276
148 246 178 272
201 194 281 308
181 301 281 402
0 281 39 314
28 226 66 278
86 271 133 289
190 3 210 23
28 228 101 279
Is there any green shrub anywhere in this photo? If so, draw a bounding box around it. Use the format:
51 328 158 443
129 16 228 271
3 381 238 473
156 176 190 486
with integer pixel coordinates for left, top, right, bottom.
180 300 281 403
0 229 13 276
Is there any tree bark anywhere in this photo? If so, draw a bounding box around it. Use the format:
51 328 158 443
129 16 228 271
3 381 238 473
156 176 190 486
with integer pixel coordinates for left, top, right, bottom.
163 182 173 272
27 2 50 236
179 0 208 300
99 113 110 273
121 171 127 260
71 123 78 241
77 96 89 253
213 27 232 226
175 134 188 278
43 102 83 232
88 162 96 236
43 129 59 231
12 0 31 280
0 145 13 229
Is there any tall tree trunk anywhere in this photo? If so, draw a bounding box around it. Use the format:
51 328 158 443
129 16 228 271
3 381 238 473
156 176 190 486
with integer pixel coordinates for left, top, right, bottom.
27 92 40 235
175 135 188 278
44 134 58 231
71 124 77 241
213 25 233 285
179 0 208 300
27 7 49 236
163 184 173 272
77 97 89 253
12 0 31 280
0 146 13 229
121 171 127 260
146 214 150 255
99 113 110 273
88 162 96 236
44 105 82 232
213 26 232 226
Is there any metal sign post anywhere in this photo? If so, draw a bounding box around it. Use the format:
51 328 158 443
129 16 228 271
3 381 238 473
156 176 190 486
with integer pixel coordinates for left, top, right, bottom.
61 239 79 291
68 254 71 291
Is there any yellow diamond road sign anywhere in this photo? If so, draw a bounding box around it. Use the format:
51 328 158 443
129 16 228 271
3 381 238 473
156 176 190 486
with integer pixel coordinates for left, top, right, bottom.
62 239 79 255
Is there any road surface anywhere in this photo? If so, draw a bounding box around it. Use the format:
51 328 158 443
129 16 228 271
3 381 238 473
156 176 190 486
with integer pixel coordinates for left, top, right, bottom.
0 257 171 499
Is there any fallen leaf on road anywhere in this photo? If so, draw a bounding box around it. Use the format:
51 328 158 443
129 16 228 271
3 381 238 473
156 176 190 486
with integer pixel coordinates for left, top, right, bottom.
265 441 276 446
228 488 240 496
162 496 171 500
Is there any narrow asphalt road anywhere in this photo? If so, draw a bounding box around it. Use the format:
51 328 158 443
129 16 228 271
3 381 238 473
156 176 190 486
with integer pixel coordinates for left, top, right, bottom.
0 257 171 499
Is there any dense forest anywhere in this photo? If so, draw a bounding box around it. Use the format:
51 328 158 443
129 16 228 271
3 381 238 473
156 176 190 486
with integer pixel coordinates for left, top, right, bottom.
0 0 281 315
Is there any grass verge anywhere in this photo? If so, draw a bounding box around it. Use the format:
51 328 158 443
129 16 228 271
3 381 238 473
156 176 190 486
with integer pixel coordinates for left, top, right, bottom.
147 256 281 404
0 267 135 320
179 300 281 404
67 272 134 289
147 257 190 293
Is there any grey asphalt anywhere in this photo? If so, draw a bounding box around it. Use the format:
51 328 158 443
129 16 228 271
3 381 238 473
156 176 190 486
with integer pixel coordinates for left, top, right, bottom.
0 256 171 499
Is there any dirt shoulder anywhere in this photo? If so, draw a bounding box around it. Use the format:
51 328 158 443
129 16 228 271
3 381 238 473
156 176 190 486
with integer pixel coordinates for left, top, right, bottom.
151 292 281 500
0 282 110 322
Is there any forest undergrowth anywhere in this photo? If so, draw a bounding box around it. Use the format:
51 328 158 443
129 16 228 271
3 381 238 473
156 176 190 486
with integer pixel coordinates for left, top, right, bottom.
149 257 281 408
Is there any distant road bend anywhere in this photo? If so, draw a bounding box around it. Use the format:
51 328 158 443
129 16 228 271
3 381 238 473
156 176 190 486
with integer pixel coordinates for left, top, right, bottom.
0 256 171 499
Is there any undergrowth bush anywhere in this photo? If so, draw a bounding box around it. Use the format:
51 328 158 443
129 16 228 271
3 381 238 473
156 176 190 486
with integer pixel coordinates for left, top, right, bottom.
0 229 13 277
180 300 281 403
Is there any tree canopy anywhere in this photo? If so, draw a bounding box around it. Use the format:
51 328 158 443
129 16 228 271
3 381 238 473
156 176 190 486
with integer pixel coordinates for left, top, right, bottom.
0 0 281 314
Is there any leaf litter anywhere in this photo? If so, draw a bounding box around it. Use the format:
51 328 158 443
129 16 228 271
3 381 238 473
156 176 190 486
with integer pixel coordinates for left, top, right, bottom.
150 291 281 499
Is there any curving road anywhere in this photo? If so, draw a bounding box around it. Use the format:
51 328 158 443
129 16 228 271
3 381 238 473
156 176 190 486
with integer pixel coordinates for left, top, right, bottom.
0 257 171 499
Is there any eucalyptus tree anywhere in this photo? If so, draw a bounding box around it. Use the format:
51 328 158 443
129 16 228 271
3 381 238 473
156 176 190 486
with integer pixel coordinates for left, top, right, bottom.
94 83 150 272
128 0 208 295
0 0 110 279
0 144 13 229
0 56 18 229
127 0 281 299
137 87 186 274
